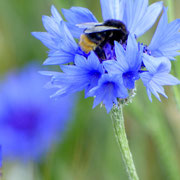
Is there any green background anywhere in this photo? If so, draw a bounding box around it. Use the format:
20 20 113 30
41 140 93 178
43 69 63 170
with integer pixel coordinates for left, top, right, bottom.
0 0 180 179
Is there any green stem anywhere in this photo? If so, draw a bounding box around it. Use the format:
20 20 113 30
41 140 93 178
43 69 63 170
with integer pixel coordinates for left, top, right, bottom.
110 105 139 180
166 0 175 22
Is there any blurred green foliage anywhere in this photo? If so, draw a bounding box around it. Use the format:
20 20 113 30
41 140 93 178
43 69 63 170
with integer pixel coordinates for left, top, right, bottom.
0 0 180 180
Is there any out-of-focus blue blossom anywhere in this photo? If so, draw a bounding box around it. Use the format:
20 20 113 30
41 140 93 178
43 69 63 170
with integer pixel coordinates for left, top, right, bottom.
0 65 74 161
32 0 180 113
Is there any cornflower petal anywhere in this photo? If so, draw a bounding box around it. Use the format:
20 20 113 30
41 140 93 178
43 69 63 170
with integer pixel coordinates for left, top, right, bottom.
62 7 98 39
103 59 124 75
31 32 56 49
125 35 141 70
62 7 98 24
149 8 180 60
142 53 171 73
42 15 60 36
114 41 127 70
41 69 89 97
141 72 167 101
51 5 63 21
124 0 163 37
40 5 62 36
100 0 125 21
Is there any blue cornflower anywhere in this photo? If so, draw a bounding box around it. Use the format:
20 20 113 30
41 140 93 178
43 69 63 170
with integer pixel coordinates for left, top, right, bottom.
87 74 128 113
33 0 180 113
0 65 74 161
40 52 104 98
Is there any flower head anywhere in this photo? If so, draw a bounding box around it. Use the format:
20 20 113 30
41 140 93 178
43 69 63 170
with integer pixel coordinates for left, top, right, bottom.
33 0 180 113
0 65 74 161
87 74 128 113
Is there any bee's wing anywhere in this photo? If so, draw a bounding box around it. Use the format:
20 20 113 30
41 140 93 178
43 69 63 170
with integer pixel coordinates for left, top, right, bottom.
84 26 118 33
76 22 103 29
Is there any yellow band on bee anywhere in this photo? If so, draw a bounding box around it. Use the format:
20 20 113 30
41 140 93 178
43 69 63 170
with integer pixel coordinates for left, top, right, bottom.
79 34 97 53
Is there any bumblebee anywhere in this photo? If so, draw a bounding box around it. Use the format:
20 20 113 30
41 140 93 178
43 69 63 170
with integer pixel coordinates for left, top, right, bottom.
78 19 129 59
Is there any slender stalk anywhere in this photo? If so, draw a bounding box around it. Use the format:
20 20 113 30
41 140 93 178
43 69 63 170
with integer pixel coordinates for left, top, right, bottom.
166 0 175 22
110 105 139 180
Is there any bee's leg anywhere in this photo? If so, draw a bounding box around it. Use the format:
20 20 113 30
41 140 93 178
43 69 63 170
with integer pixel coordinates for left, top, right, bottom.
94 46 106 60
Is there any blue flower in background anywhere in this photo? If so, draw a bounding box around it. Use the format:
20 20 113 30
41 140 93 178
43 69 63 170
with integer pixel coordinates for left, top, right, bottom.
0 65 74 161
33 0 180 113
